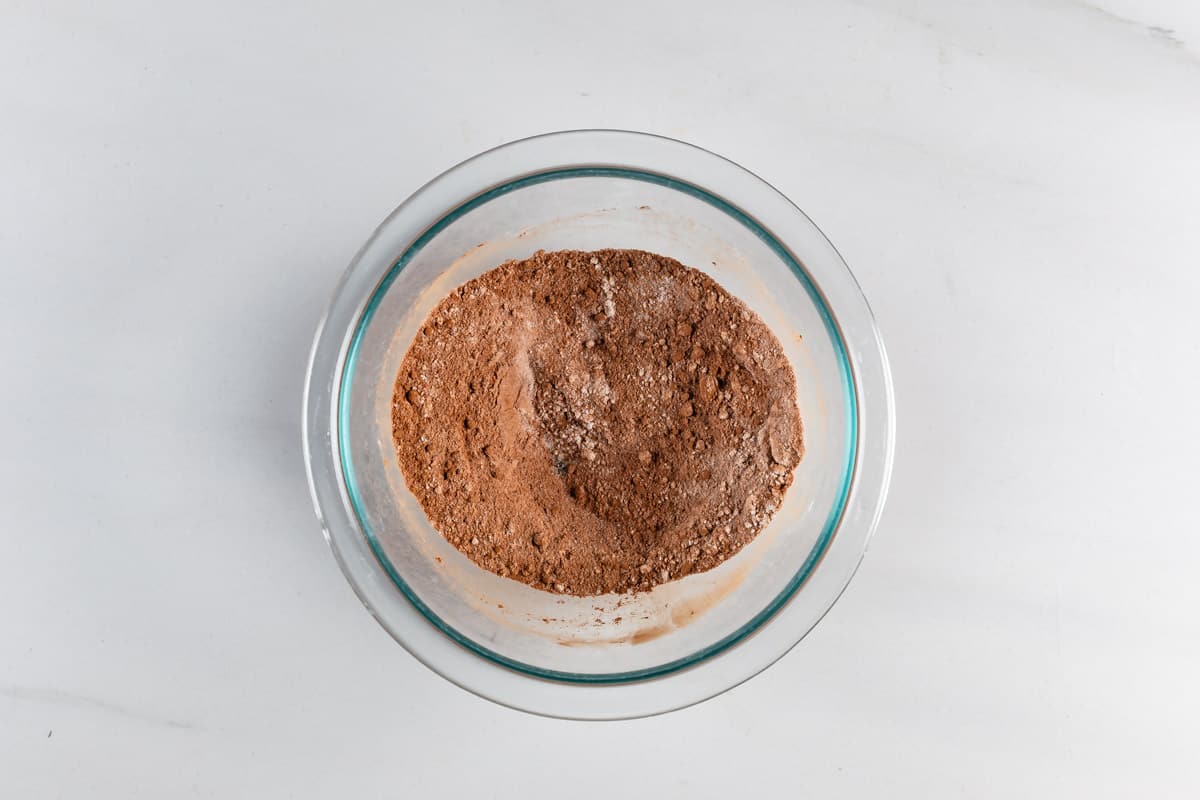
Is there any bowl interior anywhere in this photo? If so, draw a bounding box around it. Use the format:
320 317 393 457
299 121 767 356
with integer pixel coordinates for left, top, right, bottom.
340 169 855 681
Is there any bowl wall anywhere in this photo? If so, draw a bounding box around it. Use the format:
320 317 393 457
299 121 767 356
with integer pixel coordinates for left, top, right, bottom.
304 130 893 717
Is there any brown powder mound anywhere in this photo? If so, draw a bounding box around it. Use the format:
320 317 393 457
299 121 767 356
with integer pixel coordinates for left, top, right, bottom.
391 249 803 596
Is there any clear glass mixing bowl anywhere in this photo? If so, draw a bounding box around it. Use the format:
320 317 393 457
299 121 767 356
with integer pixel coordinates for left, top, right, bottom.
303 130 894 719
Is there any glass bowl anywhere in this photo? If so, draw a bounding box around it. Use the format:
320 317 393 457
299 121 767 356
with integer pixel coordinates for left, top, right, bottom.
303 130 894 719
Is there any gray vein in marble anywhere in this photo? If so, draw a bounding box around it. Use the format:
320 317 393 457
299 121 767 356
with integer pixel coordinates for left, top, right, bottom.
856 0 1195 67
1074 1 1192 58
1 685 197 731
1147 25 1184 49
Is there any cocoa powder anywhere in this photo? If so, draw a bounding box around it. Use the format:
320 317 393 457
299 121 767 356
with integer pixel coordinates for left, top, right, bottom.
391 249 803 596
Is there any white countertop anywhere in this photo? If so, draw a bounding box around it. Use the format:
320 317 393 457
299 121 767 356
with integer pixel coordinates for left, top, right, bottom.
3 1 1199 796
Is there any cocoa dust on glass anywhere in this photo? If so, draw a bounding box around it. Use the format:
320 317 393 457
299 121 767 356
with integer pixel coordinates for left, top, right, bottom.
391 249 804 596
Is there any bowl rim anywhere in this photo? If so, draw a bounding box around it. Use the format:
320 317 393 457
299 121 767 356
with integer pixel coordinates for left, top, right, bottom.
302 129 895 719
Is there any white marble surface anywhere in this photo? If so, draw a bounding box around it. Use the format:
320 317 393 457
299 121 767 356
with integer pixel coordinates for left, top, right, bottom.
3 1 1199 796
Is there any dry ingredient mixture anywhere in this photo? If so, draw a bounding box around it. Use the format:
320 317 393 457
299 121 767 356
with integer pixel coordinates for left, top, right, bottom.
391 249 803 596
